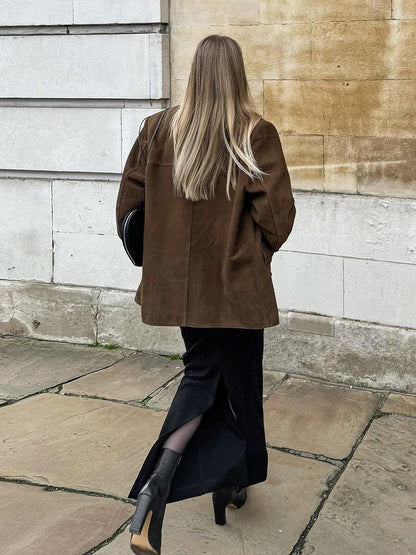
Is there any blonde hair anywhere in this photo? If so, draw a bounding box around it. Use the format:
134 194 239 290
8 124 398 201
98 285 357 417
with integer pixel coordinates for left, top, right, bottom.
168 34 268 202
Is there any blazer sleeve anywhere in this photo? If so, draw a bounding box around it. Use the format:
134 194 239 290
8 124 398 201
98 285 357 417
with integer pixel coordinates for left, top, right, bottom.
115 117 149 239
245 121 296 252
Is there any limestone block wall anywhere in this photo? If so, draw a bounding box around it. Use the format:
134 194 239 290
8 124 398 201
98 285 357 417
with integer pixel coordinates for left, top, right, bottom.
170 0 416 333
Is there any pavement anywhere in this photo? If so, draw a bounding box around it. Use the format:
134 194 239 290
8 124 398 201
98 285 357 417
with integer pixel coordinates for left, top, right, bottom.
0 335 415 555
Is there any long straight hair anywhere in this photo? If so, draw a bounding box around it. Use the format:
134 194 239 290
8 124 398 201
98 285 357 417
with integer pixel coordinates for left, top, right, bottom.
168 35 268 202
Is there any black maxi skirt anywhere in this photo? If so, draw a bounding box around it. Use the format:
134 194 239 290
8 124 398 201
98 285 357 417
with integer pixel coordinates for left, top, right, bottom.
127 326 268 503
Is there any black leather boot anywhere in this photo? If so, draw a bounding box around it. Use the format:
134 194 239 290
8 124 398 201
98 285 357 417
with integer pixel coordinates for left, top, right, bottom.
212 485 247 525
129 447 182 554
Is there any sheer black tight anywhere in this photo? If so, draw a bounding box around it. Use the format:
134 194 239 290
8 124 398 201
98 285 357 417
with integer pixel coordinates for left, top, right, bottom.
162 413 203 454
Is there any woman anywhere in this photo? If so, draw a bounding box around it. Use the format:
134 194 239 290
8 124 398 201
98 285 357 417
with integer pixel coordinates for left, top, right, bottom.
116 34 296 555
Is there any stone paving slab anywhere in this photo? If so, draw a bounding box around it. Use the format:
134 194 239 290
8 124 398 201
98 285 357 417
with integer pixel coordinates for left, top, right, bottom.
381 392 416 416
303 414 416 555
0 481 133 555
146 373 182 411
0 336 125 400
263 377 380 459
263 369 287 398
97 448 337 555
62 351 183 402
0 393 166 497
1 333 413 554
147 369 286 411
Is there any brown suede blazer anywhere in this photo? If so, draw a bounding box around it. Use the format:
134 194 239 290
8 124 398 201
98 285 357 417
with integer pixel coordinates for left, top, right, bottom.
115 105 296 329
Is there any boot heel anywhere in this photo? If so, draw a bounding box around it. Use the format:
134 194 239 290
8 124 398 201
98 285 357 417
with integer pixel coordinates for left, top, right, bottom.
129 448 183 554
130 493 153 535
212 490 227 525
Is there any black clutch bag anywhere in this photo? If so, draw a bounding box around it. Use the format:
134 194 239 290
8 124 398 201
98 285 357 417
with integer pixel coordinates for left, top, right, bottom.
121 207 145 266
121 109 168 266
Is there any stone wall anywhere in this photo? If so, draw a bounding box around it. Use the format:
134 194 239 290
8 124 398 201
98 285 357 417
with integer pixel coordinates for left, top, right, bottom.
1 1 415 391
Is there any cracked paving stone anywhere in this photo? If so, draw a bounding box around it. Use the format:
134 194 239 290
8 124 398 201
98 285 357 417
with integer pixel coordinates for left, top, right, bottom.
263 370 286 398
0 481 133 555
263 377 380 459
146 369 286 412
0 393 166 497
381 392 416 417
303 414 416 555
96 448 337 555
62 351 183 402
146 374 182 411
0 336 125 400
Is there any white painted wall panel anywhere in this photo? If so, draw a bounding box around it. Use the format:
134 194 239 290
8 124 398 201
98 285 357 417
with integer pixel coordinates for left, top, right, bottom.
150 34 170 98
0 179 52 281
52 179 145 289
73 0 169 24
272 251 344 317
0 107 121 172
52 180 117 235
285 192 416 266
344 258 416 328
0 34 168 99
0 0 73 26
0 0 171 330
54 231 141 290
0 0 167 26
121 108 162 164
